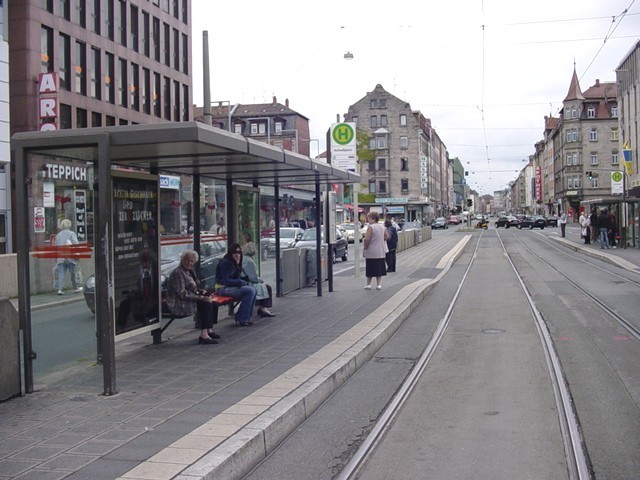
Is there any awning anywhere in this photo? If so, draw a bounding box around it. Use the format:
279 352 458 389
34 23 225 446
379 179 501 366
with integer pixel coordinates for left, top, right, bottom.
342 203 364 212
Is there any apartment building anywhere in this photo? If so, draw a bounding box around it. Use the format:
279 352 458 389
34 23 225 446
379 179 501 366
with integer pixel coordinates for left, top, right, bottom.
344 84 447 223
554 69 618 219
9 0 192 133
0 0 10 253
7 0 192 245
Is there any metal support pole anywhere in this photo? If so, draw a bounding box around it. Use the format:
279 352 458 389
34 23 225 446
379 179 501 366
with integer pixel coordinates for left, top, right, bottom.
202 31 212 126
315 179 322 297
274 183 282 297
353 181 361 277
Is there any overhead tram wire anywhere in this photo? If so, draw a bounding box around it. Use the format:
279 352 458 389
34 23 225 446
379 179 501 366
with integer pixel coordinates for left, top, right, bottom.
480 22 492 181
580 0 636 81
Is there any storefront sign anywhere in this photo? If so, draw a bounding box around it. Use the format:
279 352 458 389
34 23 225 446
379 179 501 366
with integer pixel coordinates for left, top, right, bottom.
38 72 59 131
75 190 87 241
376 197 408 203
44 163 87 181
330 122 357 171
34 207 45 233
159 174 181 189
43 181 55 208
535 166 542 201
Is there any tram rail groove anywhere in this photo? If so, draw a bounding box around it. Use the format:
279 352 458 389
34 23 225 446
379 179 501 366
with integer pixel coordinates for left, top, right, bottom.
511 233 640 342
336 232 591 480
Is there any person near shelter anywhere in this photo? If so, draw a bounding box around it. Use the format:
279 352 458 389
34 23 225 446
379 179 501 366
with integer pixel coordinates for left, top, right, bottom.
384 219 398 273
363 211 389 290
579 211 591 245
589 209 599 243
55 218 83 295
166 249 221 345
240 232 258 258
597 209 611 249
559 211 568 238
215 243 257 326
241 248 275 318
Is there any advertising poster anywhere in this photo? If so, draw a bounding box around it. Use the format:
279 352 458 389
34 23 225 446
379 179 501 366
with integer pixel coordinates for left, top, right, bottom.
75 190 87 241
34 207 45 233
112 173 160 334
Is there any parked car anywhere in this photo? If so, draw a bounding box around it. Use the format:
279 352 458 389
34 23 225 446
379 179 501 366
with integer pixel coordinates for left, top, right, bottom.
495 215 520 228
546 216 558 227
518 216 546 229
340 223 366 243
431 217 448 229
447 215 462 225
295 227 348 263
83 235 225 314
402 221 422 230
260 227 305 259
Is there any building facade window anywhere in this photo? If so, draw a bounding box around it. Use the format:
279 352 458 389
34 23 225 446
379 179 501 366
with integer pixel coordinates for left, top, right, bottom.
60 0 70 21
587 106 595 118
130 5 139 52
376 136 386 149
142 67 150 113
104 51 114 103
251 123 257 135
400 158 408 171
152 16 160 61
75 42 87 95
118 57 127 107
611 106 618 117
181 33 188 74
234 123 242 134
76 107 87 128
118 0 126 46
274 121 282 134
106 115 116 126
90 47 101 99
351 116 358 124
58 33 70 91
380 115 387 126
378 181 386 193
368 180 376 193
590 152 598 165
91 111 102 127
142 11 150 57
370 99 377 108
73 0 85 27
182 84 189 120
60 103 72 128
589 177 599 188
400 136 408 149
369 138 375 149
370 115 377 127
40 26 54 74
379 99 386 108
105 0 115 40
378 157 386 171
89 0 100 33
399 114 407 126
173 80 180 120
401 179 409 192
163 22 170 66
589 129 597 141
173 28 179 70
612 152 619 165
130 63 139 111
153 72 161 117
611 129 619 141
163 75 171 120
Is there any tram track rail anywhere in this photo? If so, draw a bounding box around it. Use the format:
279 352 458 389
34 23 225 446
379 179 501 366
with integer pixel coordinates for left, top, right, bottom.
512 232 640 342
336 231 592 480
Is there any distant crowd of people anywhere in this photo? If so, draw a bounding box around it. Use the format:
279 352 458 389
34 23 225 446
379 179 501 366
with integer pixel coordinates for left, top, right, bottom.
578 208 618 249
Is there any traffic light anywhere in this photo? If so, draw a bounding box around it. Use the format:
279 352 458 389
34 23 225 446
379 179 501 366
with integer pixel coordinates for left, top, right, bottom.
586 171 593 180
467 199 473 207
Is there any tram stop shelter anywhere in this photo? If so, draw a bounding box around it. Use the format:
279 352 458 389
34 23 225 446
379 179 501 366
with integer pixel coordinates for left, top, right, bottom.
11 122 359 396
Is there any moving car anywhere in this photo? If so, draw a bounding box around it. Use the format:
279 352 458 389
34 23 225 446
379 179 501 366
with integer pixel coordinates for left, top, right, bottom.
495 215 520 228
517 216 546 229
447 214 462 225
260 227 305 259
546 216 558 227
295 227 348 263
431 217 448 229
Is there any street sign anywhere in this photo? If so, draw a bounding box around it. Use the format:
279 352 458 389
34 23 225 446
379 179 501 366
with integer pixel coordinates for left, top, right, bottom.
330 122 357 171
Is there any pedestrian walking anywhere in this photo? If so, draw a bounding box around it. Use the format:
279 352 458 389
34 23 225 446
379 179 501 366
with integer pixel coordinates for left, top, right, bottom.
579 211 591 244
559 211 568 238
597 209 611 249
55 218 83 295
363 211 388 290
384 219 398 273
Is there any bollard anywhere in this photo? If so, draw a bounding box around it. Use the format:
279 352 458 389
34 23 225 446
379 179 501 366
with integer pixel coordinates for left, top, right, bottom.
0 298 21 400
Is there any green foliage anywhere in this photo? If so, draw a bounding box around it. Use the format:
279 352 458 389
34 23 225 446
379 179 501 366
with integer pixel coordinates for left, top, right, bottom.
358 192 376 203
356 131 374 163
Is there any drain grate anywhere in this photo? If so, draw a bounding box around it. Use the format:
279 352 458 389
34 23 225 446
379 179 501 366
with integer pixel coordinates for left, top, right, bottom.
481 328 506 334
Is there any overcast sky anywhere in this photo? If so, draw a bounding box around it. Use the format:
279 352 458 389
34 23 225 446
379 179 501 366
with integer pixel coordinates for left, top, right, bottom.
191 0 639 195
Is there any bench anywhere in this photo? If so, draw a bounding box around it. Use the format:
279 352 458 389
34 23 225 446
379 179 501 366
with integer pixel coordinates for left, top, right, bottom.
151 294 238 345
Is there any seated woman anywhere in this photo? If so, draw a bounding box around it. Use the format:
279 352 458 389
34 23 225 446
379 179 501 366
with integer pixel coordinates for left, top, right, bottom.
241 246 276 318
166 249 221 345
215 243 257 326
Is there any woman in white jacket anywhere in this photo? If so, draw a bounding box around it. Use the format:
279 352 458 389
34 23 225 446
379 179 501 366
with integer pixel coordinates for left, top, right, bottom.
363 211 389 290
55 218 83 295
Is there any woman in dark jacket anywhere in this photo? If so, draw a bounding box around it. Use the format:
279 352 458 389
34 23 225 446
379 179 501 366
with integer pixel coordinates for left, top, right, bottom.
166 249 220 345
215 243 257 326
384 219 398 273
